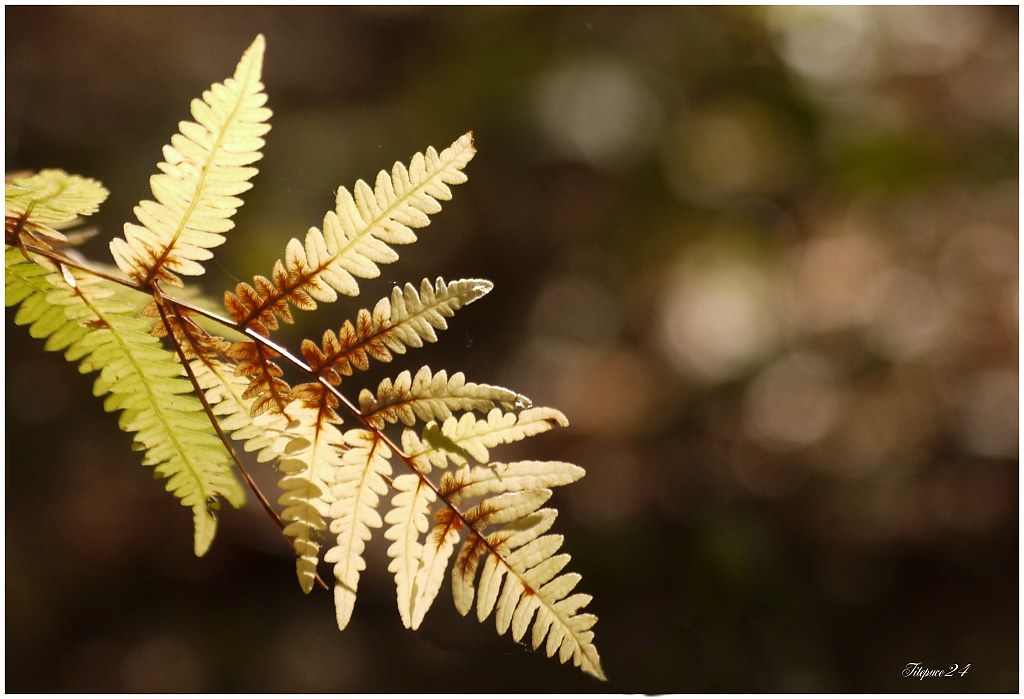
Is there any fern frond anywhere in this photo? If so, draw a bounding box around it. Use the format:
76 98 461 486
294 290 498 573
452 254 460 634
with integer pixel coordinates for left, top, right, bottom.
7 38 606 677
109 35 271 286
276 398 344 593
465 509 605 680
325 428 394 629
5 248 245 555
402 407 569 473
223 133 475 333
408 500 464 628
384 473 436 628
5 169 109 243
359 366 526 429
301 278 492 385
438 461 586 505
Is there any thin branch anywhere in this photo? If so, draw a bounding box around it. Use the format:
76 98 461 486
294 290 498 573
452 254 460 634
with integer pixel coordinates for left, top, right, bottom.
17 240 146 291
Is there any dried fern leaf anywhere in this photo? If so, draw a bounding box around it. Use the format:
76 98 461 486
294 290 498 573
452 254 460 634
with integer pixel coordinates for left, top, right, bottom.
469 513 605 680
403 407 569 472
300 277 491 385
439 461 586 505
109 35 271 286
225 338 293 416
408 504 463 629
276 401 343 593
359 366 527 429
5 247 245 555
223 133 476 333
325 428 394 629
191 358 339 590
5 169 109 243
384 473 436 628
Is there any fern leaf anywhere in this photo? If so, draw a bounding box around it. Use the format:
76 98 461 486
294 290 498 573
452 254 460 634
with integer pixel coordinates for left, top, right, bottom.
384 473 436 628
223 134 475 333
403 407 569 472
301 278 492 384
5 169 109 243
109 35 271 286
5 248 245 555
451 509 557 616
439 461 586 505
359 366 526 429
470 513 605 680
324 428 393 629
191 357 341 591
276 401 343 593
407 505 463 628
224 338 292 416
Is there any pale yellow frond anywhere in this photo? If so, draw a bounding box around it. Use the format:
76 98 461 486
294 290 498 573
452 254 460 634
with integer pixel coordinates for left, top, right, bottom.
360 366 526 428
191 360 341 591
110 35 271 286
403 407 569 471
300 278 492 384
384 473 435 628
276 407 344 593
325 429 393 629
479 528 605 680
223 135 476 330
408 507 462 629
439 461 585 506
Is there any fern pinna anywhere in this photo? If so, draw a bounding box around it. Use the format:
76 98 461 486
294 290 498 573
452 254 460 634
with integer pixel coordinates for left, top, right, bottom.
4 35 605 680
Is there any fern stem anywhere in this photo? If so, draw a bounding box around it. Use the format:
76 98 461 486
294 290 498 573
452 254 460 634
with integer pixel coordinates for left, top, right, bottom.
18 241 146 291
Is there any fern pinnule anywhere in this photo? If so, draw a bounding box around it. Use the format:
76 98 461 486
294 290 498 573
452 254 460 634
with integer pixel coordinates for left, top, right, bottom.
301 277 492 385
109 34 271 287
384 473 437 628
223 133 476 333
402 406 570 473
326 429 394 630
359 366 526 429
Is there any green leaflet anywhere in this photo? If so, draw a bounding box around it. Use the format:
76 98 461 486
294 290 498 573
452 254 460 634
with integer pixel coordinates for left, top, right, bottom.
5 247 245 556
5 169 109 242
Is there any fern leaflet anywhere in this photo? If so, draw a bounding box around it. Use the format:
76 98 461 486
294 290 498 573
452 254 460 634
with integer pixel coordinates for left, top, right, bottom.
5 247 245 555
109 35 271 287
5 169 109 243
223 134 475 335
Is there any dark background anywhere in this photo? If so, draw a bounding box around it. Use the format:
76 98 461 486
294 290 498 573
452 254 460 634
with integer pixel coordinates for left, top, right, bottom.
5 6 1018 693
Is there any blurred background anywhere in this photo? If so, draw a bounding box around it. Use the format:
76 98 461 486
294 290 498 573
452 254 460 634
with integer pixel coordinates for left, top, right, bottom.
5 6 1018 693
